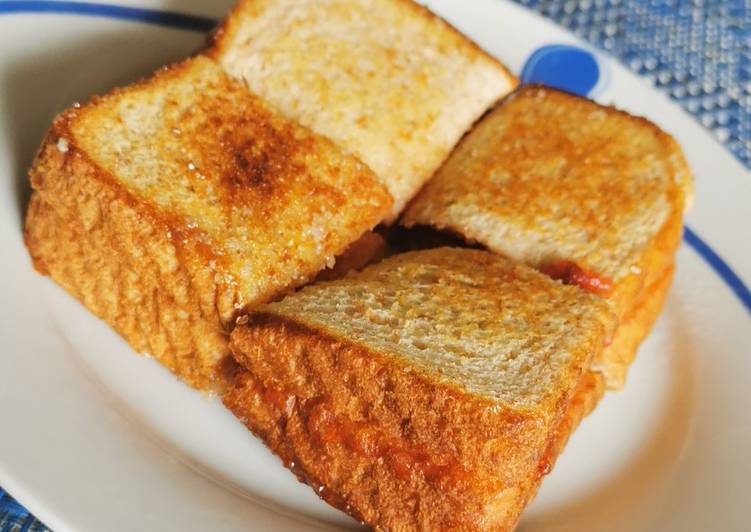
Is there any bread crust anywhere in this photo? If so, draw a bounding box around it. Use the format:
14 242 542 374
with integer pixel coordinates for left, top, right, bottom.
226 316 611 530
226 314 572 530
25 118 235 390
595 265 675 387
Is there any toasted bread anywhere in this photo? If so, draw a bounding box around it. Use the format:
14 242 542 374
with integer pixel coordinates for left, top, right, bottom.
539 370 606 482
598 265 675 385
209 0 517 218
24 56 392 391
224 248 614 530
402 86 692 387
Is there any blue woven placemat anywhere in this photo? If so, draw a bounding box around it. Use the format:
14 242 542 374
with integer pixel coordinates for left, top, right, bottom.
1 488 47 532
1 0 749 530
518 0 751 168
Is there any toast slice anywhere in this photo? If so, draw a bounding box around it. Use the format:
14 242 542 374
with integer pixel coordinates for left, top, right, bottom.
402 86 693 387
224 247 614 530
24 56 392 391
209 0 517 218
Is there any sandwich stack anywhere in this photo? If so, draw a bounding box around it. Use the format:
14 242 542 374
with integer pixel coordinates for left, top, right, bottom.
24 0 693 529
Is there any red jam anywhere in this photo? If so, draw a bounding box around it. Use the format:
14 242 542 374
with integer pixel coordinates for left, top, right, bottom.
542 260 614 297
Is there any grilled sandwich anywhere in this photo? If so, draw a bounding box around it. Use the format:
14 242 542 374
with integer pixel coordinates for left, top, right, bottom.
402 86 693 387
225 247 615 530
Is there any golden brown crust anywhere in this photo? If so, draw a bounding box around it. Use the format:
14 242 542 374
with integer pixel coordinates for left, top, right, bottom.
26 109 237 389
225 320 609 531
25 190 232 390
603 168 683 328
541 370 606 475
24 57 392 390
224 248 614 532
226 314 555 530
595 265 676 388
510 370 607 513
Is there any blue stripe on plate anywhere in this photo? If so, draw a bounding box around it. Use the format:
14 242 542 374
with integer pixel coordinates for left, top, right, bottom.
0 1 217 31
683 226 751 315
0 1 749 319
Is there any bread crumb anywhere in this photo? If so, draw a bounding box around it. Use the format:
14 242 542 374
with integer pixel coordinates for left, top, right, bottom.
56 138 69 153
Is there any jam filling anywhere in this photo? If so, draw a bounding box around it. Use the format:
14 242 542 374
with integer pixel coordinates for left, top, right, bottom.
541 260 614 298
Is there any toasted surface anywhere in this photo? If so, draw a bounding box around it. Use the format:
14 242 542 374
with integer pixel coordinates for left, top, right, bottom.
210 0 517 217
226 248 613 529
25 56 391 389
68 56 391 310
402 86 691 318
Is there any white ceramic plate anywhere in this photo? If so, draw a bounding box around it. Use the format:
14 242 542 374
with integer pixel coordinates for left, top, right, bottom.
1 1 750 530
